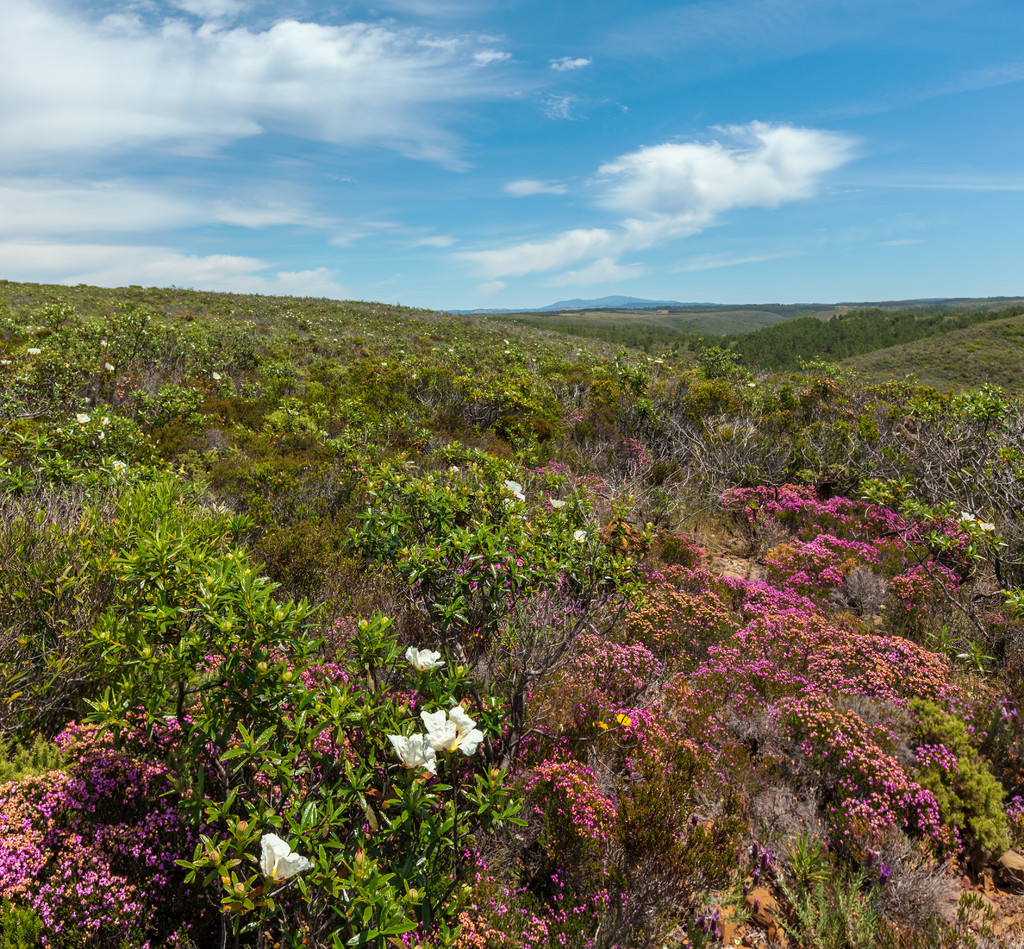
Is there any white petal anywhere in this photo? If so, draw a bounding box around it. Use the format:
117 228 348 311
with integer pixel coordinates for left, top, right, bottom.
260 833 289 876
388 733 437 773
457 727 484 756
421 709 458 751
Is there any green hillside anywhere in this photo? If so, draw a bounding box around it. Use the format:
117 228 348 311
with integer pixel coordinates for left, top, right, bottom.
486 302 832 352
721 302 1024 372
845 311 1024 391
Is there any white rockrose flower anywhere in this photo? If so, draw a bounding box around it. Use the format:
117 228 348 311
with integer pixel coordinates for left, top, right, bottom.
503 480 525 502
388 733 438 774
405 646 444 671
421 706 484 757
260 833 311 881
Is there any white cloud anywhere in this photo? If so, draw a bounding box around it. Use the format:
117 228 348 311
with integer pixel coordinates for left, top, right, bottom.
461 122 857 279
465 228 616 279
171 0 246 20
477 280 506 296
414 235 459 247
0 176 338 238
542 95 578 120
597 123 856 217
0 0 517 170
877 238 925 246
675 251 799 272
546 258 646 287
550 57 592 71
503 179 567 197
473 49 512 65
0 241 349 297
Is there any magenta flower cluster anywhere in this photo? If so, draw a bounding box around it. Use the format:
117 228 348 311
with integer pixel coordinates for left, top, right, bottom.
0 724 210 947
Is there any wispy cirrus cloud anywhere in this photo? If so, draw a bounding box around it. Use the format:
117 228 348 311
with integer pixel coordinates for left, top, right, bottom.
542 95 579 120
0 0 520 171
473 49 512 65
461 121 857 282
0 240 349 297
546 258 646 286
0 176 338 238
503 179 567 196
674 250 800 272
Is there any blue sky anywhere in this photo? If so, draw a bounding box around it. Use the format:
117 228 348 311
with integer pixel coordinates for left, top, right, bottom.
1 0 1022 310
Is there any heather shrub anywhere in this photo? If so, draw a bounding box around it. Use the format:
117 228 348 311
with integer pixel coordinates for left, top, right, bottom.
763 534 878 607
531 633 662 736
777 696 955 855
0 725 207 947
615 729 746 900
889 564 960 640
521 759 616 881
650 529 704 569
626 581 736 664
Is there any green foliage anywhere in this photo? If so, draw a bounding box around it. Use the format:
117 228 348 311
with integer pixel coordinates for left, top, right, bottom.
83 478 520 947
727 303 1024 373
0 900 43 949
910 699 1009 858
779 866 882 949
0 734 65 783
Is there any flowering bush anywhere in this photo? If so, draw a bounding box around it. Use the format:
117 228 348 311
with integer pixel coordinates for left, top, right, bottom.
0 725 207 947
81 482 522 948
522 759 616 879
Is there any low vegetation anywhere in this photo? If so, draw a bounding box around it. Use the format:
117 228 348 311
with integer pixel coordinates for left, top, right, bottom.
2 279 1024 947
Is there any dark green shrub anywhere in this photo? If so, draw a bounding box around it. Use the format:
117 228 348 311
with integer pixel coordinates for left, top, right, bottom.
0 900 43 949
910 698 1008 859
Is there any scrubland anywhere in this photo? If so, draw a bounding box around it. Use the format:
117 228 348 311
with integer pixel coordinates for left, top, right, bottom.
2 281 1024 948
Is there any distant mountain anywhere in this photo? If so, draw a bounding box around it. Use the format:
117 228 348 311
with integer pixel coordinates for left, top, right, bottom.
450 295 692 315
539 295 689 311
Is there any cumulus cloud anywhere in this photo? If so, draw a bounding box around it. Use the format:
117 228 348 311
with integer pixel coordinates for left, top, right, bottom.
550 56 592 71
0 240 349 297
597 123 855 217
0 0 516 170
461 122 857 280
503 179 567 197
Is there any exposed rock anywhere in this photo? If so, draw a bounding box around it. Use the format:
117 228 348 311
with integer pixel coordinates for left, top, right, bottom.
744 886 780 928
998 849 1024 892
